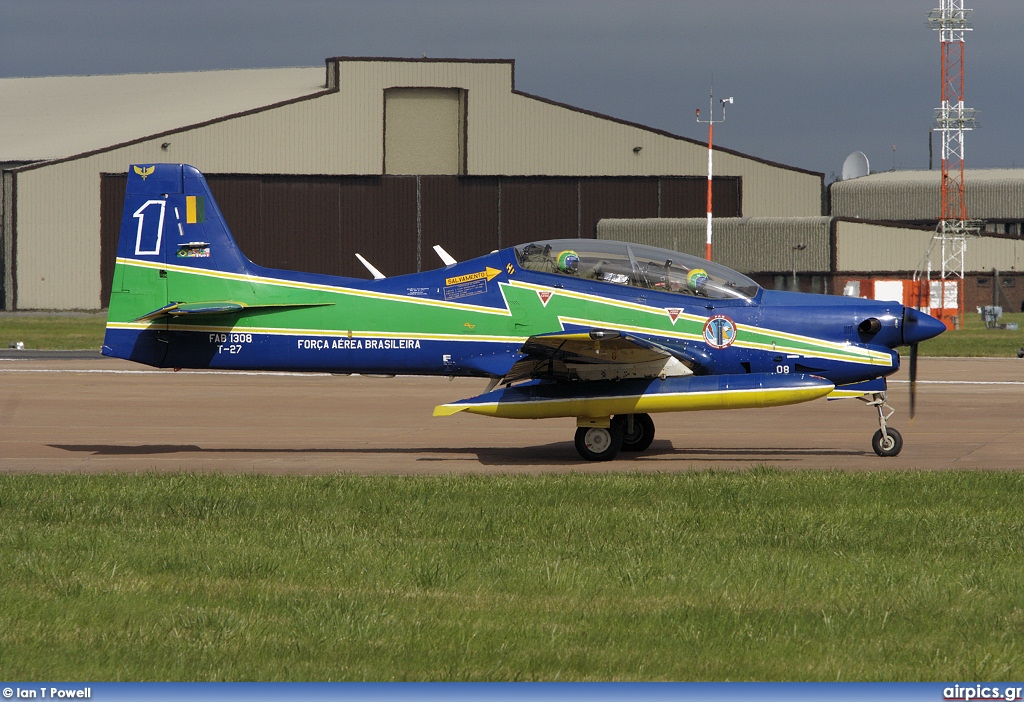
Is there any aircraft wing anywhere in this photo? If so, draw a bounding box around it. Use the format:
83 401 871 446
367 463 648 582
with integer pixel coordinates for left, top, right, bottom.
499 329 708 384
434 373 835 418
436 328 834 419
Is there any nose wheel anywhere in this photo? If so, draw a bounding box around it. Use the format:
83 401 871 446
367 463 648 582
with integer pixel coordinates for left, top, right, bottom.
872 427 903 457
861 392 903 457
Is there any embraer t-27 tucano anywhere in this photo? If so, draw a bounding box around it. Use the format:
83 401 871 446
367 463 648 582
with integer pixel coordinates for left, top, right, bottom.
103 164 946 461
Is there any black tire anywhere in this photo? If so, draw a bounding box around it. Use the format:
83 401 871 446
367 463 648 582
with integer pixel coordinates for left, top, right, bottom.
574 425 623 461
614 413 656 453
871 428 903 457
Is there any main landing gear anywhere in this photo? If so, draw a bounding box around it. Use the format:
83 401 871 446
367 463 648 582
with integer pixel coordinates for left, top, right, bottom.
574 413 655 461
572 395 907 460
861 392 903 457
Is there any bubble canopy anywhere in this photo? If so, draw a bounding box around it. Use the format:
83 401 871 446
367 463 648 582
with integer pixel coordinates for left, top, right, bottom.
515 239 761 301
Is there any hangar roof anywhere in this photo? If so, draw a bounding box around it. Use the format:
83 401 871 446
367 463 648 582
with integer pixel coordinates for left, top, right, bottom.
831 168 1024 221
0 67 327 162
837 168 1024 184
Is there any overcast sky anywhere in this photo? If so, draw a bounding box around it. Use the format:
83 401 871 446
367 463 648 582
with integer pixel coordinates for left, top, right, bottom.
2 0 1020 179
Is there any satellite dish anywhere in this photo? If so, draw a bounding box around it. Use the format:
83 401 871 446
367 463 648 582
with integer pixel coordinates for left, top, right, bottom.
841 151 870 180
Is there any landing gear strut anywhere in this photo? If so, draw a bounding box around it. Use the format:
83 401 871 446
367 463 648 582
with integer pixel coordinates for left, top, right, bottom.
861 392 903 457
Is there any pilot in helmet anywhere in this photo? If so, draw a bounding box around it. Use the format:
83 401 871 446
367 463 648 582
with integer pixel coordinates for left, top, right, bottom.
687 268 709 292
557 250 580 274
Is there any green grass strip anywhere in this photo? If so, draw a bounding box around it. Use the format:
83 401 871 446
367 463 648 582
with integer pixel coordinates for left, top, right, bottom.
918 311 1024 357
0 314 106 351
1 471 1022 681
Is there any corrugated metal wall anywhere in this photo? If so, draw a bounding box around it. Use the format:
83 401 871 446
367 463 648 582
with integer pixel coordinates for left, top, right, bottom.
499 178 579 245
598 216 1024 281
597 217 833 273
831 171 1024 221
834 219 1024 273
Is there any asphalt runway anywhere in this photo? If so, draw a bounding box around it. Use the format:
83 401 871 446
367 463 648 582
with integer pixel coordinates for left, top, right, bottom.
1 354 1022 473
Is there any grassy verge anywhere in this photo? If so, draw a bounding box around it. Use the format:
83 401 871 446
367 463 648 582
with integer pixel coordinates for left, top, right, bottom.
1 471 1021 681
919 311 1024 357
0 313 106 350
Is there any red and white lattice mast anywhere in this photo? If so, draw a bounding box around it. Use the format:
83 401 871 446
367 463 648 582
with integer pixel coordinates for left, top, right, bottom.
924 0 976 326
695 86 733 261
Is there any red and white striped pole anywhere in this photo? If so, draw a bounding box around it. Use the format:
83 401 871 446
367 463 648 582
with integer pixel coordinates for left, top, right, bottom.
696 90 732 262
705 119 714 260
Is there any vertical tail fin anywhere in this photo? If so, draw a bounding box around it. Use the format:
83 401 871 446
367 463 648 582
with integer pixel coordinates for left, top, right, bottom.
115 163 252 276
103 164 255 362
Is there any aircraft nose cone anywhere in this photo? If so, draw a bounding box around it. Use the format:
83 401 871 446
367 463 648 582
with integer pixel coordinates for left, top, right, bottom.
903 307 947 345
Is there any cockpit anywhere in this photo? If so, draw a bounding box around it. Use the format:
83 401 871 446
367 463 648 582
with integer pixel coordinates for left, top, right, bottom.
515 239 761 301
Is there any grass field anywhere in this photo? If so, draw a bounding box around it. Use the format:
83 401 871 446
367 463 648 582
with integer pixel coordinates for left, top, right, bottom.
0 313 106 351
1 471 1022 681
1 311 1022 356
918 311 1024 357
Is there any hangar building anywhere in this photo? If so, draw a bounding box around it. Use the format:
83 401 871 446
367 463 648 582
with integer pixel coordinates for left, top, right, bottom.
0 57 824 311
600 168 1024 313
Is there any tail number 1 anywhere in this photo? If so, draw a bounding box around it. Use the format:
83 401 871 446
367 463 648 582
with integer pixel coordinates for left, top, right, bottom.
133 200 166 256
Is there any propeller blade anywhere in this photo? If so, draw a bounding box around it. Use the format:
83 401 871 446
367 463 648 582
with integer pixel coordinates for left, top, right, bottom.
908 342 918 419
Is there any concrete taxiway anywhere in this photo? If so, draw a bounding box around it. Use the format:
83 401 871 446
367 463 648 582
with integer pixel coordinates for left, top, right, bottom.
1 354 1021 473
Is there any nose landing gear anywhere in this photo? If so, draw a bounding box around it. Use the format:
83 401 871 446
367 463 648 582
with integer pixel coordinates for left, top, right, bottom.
861 392 903 457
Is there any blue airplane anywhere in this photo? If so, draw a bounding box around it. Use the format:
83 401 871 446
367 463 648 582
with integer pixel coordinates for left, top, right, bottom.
103 164 946 460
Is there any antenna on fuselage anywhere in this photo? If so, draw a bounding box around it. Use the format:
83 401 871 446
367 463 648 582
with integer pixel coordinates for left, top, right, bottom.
433 245 458 266
355 253 386 280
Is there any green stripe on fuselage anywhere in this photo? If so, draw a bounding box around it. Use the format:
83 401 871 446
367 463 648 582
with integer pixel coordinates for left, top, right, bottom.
107 260 889 367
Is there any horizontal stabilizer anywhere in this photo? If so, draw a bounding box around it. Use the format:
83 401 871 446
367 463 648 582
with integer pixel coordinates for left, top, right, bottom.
133 301 333 322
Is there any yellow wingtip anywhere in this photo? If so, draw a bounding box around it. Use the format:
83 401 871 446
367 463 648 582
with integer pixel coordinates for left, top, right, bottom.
432 404 468 417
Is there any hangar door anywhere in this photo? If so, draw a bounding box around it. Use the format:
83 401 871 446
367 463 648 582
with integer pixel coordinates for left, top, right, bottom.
385 88 466 175
100 173 740 307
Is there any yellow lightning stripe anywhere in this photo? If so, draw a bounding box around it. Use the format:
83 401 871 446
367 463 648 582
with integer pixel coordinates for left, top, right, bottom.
507 280 676 319
117 258 512 317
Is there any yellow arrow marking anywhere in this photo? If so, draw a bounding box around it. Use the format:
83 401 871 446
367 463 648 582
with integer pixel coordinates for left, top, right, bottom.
446 267 501 286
